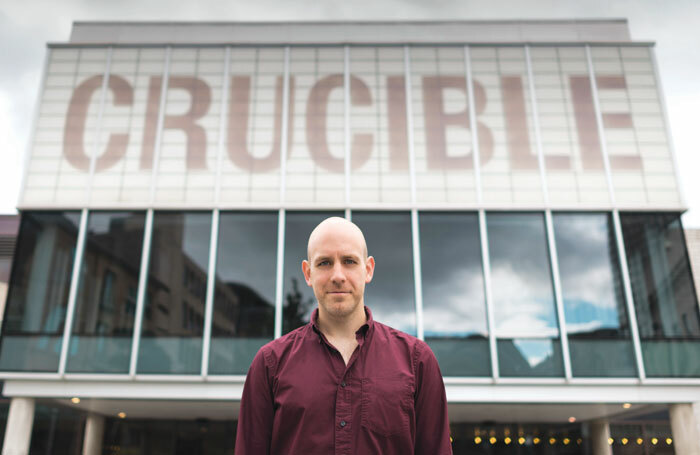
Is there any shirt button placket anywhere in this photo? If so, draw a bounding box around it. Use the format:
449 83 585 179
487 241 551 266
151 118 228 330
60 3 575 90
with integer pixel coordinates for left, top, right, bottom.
335 377 351 454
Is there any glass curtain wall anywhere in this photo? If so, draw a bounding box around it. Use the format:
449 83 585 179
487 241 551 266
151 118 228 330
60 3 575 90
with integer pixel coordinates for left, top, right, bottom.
620 212 700 377
66 211 146 373
419 212 490 376
137 212 212 374
282 211 343 334
0 211 81 371
487 212 564 377
352 212 416 335
552 213 637 377
209 212 277 375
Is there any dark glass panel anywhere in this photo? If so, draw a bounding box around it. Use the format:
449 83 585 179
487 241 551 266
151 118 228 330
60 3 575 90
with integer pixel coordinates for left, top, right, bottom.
103 418 236 454
419 212 489 376
498 338 564 377
28 403 85 455
137 212 212 374
553 213 636 377
487 213 562 377
620 213 700 377
209 212 277 375
353 212 416 335
282 211 343 334
0 211 81 372
66 211 145 373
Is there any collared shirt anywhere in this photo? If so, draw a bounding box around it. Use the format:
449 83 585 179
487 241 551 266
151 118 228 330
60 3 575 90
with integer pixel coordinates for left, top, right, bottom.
235 306 452 455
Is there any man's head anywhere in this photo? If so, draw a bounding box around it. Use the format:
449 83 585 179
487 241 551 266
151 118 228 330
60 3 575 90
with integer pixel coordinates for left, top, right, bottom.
302 217 375 320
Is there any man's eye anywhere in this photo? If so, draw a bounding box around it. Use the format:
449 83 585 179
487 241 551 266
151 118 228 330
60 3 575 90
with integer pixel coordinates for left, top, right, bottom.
318 260 330 266
344 259 357 264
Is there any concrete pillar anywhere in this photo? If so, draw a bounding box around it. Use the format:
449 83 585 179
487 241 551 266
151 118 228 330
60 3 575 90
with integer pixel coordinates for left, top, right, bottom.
669 403 700 455
82 413 105 455
2 398 35 455
590 419 612 455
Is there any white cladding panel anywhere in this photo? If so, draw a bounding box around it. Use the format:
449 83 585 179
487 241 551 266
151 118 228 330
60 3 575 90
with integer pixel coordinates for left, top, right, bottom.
20 44 682 210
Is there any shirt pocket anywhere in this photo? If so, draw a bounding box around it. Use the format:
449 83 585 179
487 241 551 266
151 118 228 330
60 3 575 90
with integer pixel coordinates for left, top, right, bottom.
360 376 412 437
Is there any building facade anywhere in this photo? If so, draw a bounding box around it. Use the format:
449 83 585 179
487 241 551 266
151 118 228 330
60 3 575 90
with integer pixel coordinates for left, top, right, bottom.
1 20 700 454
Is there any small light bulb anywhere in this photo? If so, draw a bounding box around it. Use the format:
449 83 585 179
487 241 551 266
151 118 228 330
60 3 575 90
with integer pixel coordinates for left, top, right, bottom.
118 412 126 419
666 438 672 445
549 437 556 445
474 436 482 444
652 437 658 445
70 397 80 404
504 437 511 445
533 437 541 445
563 438 570 445
489 437 497 444
518 437 525 445
622 438 628 445
568 416 576 423
622 403 632 409
637 438 643 445
608 437 614 445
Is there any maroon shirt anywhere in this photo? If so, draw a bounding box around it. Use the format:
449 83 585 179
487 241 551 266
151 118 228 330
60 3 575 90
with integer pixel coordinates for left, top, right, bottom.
235 306 452 455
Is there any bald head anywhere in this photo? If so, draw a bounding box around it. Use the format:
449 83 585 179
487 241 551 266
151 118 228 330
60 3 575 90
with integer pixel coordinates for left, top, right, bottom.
307 217 368 261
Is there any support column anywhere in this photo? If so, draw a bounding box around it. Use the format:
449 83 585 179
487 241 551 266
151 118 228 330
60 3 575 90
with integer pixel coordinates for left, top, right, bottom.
2 398 35 455
82 413 105 455
669 403 700 455
590 419 612 455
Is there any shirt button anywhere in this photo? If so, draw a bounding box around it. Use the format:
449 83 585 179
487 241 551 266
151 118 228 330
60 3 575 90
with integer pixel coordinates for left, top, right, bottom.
340 381 346 388
340 420 347 427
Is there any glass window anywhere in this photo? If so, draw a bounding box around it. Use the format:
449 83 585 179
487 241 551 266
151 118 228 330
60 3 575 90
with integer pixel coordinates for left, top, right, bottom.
29 403 86 455
282 211 343 334
66 211 146 373
553 213 637 377
621 212 700 377
209 212 277 375
419 212 490 376
137 212 212 374
0 211 81 372
353 212 416 335
487 212 563 377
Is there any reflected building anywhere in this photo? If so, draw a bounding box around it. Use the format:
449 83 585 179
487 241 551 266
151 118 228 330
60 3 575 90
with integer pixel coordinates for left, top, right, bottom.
1 20 699 455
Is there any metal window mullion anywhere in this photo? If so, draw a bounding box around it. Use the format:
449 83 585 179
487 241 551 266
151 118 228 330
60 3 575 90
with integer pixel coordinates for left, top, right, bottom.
524 45 550 207
404 47 423 340
585 45 617 207
545 210 573 380
214 47 231 207
57 208 89 376
344 46 351 209
479 210 499 380
649 46 686 209
129 209 154 377
403 46 417 206
274 209 286 339
201 209 219 377
279 47 290 206
86 47 112 206
148 46 172 206
612 210 647 381
465 46 483 205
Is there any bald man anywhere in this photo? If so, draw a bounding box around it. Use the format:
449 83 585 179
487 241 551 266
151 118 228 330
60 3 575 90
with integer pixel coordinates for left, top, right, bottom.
235 217 452 455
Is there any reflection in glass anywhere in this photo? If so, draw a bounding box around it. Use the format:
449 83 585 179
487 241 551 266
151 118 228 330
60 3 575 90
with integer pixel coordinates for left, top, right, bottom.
29 403 85 455
67 212 145 373
0 211 81 371
137 212 212 374
209 212 277 375
498 339 564 377
553 213 637 377
282 211 343 334
621 213 700 377
487 213 562 377
419 212 490 376
353 212 416 335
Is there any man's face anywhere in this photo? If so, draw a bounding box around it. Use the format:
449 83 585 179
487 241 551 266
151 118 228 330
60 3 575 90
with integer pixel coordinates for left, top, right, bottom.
302 219 374 320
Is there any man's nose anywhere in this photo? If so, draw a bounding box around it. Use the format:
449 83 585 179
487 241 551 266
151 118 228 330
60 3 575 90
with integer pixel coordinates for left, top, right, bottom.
330 262 346 283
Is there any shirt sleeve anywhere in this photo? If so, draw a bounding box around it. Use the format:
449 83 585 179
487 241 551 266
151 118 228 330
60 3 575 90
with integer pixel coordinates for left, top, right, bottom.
414 342 452 455
235 347 274 455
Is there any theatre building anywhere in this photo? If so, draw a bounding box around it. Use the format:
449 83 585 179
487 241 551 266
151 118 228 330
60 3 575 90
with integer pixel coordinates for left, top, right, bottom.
2 20 700 454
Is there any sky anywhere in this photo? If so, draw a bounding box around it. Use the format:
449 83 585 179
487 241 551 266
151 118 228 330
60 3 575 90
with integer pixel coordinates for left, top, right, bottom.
1 0 699 226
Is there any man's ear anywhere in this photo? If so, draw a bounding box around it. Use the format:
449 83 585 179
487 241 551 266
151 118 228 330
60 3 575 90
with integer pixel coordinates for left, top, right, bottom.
365 256 375 283
302 260 312 286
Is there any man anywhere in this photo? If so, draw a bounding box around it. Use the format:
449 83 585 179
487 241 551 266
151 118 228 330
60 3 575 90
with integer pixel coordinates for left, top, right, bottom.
235 217 452 454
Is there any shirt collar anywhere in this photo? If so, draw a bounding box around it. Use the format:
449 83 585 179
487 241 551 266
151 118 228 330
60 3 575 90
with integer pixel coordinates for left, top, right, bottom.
310 305 374 341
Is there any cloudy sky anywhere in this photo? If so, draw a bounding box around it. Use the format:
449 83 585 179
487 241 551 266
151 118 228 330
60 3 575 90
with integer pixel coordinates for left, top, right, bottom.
1 0 699 226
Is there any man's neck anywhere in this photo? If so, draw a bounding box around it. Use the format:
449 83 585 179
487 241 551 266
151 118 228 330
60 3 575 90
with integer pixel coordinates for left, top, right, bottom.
317 304 367 341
